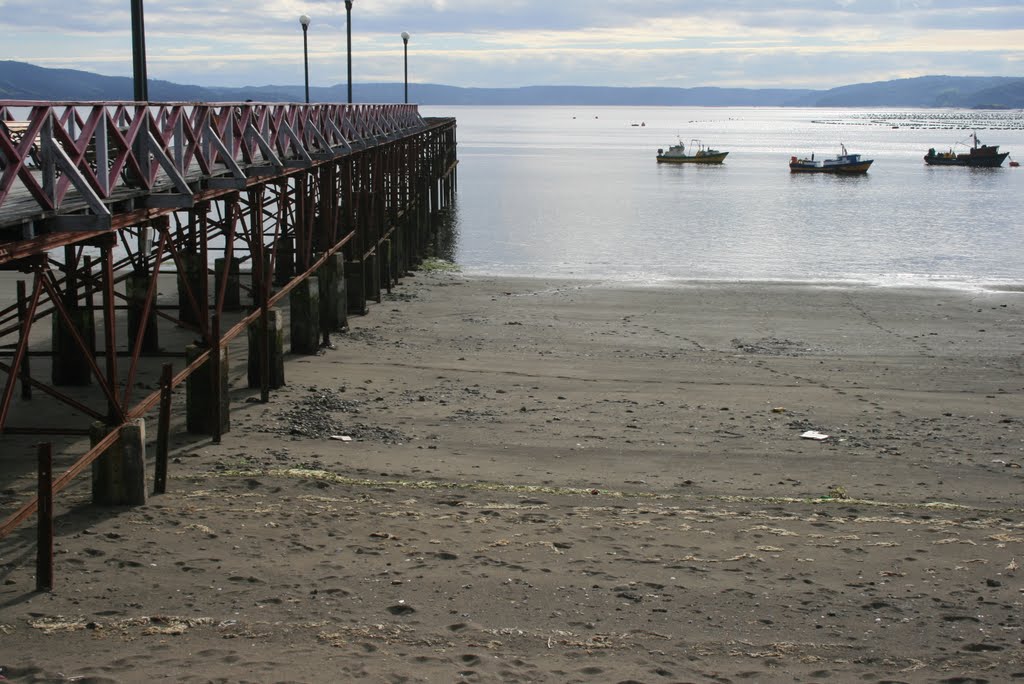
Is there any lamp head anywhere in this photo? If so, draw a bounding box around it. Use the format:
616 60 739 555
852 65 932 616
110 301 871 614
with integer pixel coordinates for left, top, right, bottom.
401 31 410 44
299 14 310 28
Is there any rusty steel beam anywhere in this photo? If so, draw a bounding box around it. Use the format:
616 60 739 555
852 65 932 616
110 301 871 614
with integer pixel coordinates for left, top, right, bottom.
0 272 42 431
0 358 106 422
37 269 124 422
0 427 120 538
121 229 168 408
100 241 120 423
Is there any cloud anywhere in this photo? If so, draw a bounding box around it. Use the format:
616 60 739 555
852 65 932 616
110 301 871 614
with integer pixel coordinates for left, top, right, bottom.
1 0 1021 89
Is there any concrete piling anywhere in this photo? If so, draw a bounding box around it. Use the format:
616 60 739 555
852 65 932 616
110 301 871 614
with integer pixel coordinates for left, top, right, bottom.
125 272 160 353
51 306 95 386
346 259 367 316
176 253 206 326
274 237 295 286
185 344 230 435
90 419 147 506
247 308 285 389
383 239 394 293
365 251 381 303
214 257 242 311
318 254 348 333
289 276 320 354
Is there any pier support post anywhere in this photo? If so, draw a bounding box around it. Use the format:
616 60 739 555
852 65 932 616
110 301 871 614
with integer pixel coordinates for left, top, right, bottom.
393 220 407 277
215 257 242 312
416 184 431 264
383 239 394 293
415 202 427 266
185 344 230 435
365 251 381 303
51 307 95 386
125 272 160 353
289 276 321 354
395 222 407 278
346 259 367 315
176 253 206 327
318 254 348 333
274 237 295 286
89 419 147 506
247 307 285 389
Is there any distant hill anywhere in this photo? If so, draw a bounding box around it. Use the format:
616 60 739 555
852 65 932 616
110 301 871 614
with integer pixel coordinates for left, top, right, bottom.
380 84 818 107
786 75 1024 108
0 60 212 102
957 79 1024 109
1 61 1022 108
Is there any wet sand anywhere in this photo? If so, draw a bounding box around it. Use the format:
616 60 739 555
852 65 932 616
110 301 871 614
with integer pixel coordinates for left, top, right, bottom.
1 272 1023 683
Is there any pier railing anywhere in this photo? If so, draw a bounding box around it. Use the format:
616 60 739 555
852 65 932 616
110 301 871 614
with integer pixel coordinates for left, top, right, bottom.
0 102 426 232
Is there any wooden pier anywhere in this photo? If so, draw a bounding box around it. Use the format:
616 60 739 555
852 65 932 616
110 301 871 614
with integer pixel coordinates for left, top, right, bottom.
0 101 457 562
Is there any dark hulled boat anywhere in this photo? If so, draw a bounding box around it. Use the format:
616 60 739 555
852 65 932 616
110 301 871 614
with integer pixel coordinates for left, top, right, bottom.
924 133 1009 167
789 144 872 174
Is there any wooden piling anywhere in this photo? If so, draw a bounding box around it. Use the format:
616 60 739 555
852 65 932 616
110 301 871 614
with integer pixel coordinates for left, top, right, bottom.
154 363 172 495
36 442 53 592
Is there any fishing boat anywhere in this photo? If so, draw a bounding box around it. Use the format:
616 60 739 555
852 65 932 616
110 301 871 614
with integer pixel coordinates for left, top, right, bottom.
924 132 1010 167
656 139 728 164
789 144 872 174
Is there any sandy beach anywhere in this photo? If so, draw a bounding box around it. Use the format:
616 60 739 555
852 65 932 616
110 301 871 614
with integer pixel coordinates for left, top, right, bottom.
1 271 1023 683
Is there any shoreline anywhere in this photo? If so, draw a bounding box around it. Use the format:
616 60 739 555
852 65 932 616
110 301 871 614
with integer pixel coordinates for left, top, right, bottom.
1 271 1022 682
450 269 1024 295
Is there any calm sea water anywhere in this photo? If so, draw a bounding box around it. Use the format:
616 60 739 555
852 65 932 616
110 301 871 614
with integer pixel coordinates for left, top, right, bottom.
419 105 1024 290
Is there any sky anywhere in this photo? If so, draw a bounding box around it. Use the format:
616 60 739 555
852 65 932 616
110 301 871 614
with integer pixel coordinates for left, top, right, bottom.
2 1 1023 91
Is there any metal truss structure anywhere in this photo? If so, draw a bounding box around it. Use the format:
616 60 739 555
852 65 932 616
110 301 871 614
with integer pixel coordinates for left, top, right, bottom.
0 101 458 548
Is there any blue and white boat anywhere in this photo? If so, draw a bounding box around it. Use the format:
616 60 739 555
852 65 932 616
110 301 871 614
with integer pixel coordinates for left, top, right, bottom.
790 144 872 174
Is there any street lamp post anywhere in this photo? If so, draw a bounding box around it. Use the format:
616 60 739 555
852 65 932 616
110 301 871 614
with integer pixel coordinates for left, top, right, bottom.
300 15 311 103
130 0 149 101
401 32 410 104
345 0 354 104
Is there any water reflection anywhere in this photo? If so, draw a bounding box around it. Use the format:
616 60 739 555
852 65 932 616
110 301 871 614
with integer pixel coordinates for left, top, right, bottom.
431 202 461 264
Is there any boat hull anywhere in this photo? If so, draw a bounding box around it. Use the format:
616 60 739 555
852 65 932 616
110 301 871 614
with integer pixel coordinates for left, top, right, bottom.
923 152 1009 167
789 160 872 174
657 152 728 164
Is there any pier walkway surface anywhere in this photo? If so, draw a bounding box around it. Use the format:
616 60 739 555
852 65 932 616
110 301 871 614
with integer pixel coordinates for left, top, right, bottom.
0 100 457 576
